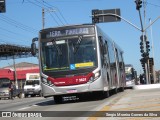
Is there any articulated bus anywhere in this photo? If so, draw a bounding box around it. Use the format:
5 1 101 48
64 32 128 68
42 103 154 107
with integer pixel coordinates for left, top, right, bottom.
31 24 126 103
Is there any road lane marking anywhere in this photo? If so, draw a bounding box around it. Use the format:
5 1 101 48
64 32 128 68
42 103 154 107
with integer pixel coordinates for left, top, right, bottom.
112 103 160 111
32 104 38 107
109 97 160 107
146 107 160 111
87 91 129 120
18 107 31 110
87 106 111 120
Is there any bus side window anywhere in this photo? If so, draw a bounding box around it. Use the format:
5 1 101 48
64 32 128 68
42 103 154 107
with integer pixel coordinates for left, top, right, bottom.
104 41 108 54
99 36 105 66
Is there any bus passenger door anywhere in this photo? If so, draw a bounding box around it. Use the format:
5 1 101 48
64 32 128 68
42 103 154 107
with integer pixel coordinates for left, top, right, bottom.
99 36 108 88
115 48 120 88
104 41 112 89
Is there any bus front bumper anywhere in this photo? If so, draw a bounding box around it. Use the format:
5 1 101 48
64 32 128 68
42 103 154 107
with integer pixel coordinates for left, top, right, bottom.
41 79 104 97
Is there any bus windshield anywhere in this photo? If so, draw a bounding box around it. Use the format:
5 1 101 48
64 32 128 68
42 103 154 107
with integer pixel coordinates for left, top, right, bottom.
126 73 134 81
41 36 97 72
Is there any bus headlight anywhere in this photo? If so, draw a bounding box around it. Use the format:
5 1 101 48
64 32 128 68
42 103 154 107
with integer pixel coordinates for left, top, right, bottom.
48 80 52 85
94 70 101 80
88 70 101 83
47 76 55 85
42 78 47 83
89 76 94 82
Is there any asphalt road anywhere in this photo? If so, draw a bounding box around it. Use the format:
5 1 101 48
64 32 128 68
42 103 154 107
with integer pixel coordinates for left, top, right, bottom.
0 90 128 120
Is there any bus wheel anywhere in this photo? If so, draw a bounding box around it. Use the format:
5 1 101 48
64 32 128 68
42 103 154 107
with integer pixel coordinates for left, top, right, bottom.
106 91 110 98
102 91 109 98
99 91 109 99
114 88 118 94
54 95 62 104
25 94 28 98
120 87 124 92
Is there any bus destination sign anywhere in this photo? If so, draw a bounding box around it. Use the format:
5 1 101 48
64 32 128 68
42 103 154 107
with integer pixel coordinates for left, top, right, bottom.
42 27 94 39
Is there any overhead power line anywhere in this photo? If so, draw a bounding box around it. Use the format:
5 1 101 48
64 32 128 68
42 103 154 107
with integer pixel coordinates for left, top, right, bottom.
49 13 61 26
34 0 66 25
41 0 69 24
0 15 38 34
26 0 68 26
146 1 160 8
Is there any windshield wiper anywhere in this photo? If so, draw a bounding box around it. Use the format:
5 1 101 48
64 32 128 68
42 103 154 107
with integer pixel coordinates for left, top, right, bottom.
73 35 83 54
52 39 62 56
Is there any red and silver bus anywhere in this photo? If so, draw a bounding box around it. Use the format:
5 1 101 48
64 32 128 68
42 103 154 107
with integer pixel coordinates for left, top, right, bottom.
31 24 126 103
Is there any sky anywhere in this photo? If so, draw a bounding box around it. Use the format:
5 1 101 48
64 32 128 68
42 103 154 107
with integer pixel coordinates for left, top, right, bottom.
0 0 160 75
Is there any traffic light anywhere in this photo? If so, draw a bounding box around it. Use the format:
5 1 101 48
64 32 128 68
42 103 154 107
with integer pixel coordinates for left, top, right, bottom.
140 58 146 72
92 9 99 24
140 35 145 56
149 58 154 74
140 41 144 53
146 41 150 53
135 0 142 10
140 35 149 59
0 0 6 13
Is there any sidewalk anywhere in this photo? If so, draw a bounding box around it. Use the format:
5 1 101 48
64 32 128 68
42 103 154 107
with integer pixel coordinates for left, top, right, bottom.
133 83 160 90
87 86 160 120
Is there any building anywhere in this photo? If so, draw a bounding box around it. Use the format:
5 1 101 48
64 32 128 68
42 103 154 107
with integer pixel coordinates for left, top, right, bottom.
0 62 39 88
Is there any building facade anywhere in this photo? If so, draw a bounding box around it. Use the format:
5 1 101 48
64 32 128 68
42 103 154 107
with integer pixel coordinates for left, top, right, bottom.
0 62 39 88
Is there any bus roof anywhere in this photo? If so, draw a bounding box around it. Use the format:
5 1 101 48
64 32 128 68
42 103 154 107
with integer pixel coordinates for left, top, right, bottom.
40 23 95 32
125 64 133 67
40 23 124 53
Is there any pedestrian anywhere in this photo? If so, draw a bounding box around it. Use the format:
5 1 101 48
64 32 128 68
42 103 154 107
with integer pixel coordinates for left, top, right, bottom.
9 81 14 100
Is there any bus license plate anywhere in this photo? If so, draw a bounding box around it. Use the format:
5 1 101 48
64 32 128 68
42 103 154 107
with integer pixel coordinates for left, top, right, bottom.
29 92 33 94
67 89 77 93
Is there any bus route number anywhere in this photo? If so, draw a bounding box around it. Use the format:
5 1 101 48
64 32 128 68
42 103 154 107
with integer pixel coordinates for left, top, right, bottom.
76 78 86 82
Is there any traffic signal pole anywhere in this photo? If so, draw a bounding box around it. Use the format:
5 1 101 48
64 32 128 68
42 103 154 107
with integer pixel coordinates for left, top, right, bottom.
92 6 160 84
135 0 150 84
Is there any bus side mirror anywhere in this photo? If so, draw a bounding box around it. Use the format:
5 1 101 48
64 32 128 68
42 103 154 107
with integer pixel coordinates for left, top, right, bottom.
31 42 36 56
31 37 38 56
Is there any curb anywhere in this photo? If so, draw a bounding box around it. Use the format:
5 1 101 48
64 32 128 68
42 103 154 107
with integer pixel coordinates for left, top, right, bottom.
133 83 160 90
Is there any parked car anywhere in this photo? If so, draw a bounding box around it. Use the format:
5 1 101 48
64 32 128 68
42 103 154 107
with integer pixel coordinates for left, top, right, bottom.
0 80 24 100
0 82 12 99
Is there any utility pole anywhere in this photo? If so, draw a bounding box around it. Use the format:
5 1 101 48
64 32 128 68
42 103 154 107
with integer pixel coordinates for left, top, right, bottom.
149 18 156 83
13 55 18 88
143 0 150 84
42 8 56 29
135 0 149 84
42 8 45 29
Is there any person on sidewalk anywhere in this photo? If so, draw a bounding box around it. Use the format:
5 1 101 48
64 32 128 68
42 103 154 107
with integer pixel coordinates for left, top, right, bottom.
9 81 14 100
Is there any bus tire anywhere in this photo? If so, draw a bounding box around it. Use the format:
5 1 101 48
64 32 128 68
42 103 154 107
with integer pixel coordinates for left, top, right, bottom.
25 94 28 98
103 91 109 98
54 95 62 104
120 87 124 92
114 88 118 94
99 91 109 99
